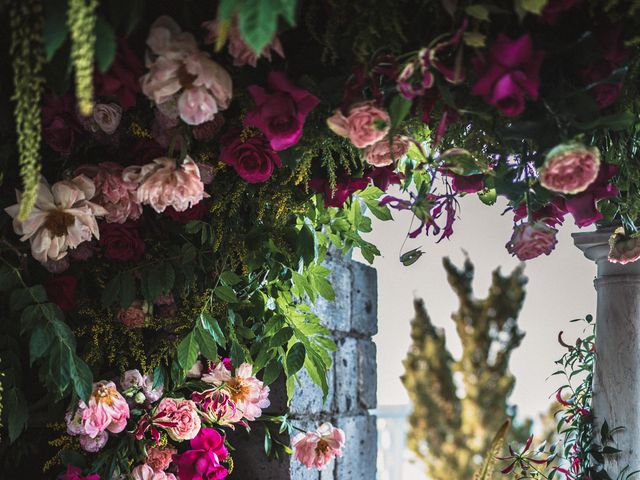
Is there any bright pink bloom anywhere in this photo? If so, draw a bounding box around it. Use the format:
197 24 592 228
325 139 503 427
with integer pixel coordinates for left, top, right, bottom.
327 102 390 149
292 422 346 470
192 389 242 427
202 19 284 68
245 71 319 151
472 34 544 116
173 428 229 480
220 129 282 183
146 447 177 472
539 143 600 194
60 465 100 480
608 229 640 265
154 398 201 441
506 222 557 261
364 136 410 167
132 464 177 480
124 156 206 213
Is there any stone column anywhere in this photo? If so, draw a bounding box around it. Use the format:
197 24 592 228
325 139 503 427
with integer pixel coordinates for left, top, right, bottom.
574 229 640 473
228 253 378 479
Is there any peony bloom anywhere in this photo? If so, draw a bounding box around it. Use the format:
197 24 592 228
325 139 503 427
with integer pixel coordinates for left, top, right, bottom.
5 175 107 263
173 427 229 480
608 229 640 265
132 464 177 480
154 398 201 441
201 358 233 384
327 102 391 149
364 135 410 167
292 422 346 470
471 34 544 117
99 221 145 262
220 129 282 183
192 389 242 427
124 156 206 213
205 363 270 422
203 19 284 68
81 381 130 438
44 275 77 312
92 103 122 134
244 71 320 151
79 430 108 452
140 16 232 126
60 465 100 480
506 222 558 261
539 143 600 194
117 302 146 328
146 446 177 472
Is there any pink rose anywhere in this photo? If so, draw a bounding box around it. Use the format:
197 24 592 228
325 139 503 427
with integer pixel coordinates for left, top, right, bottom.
117 302 146 328
244 71 320 151
173 428 229 480
609 229 640 265
124 156 206 213
202 19 284 68
146 447 177 472
92 103 122 134
471 34 544 117
540 143 600 194
364 136 410 167
132 464 176 480
506 222 558 261
79 431 108 452
292 422 346 470
220 129 282 183
60 465 100 480
154 398 201 441
327 102 391 149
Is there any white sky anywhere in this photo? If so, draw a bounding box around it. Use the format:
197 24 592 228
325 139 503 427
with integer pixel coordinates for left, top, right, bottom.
354 188 597 420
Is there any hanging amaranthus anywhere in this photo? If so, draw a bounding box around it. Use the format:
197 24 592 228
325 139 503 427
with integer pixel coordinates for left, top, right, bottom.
8 0 45 221
67 0 98 116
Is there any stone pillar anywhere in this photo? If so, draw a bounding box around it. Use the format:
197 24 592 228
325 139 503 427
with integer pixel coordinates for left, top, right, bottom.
574 229 640 473
229 253 378 479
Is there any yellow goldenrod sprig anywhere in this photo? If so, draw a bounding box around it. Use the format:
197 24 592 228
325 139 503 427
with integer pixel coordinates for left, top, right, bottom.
67 0 98 116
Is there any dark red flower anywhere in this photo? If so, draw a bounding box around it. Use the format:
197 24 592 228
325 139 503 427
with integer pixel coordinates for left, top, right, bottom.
220 129 282 183
309 177 370 208
165 199 211 224
541 0 582 24
99 221 145 261
60 465 100 480
41 94 81 155
366 166 403 192
245 72 319 151
448 173 484 193
128 139 166 166
94 38 143 110
472 34 544 117
45 275 77 313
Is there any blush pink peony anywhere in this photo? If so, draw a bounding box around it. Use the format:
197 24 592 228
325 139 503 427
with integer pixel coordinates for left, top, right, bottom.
506 222 558 261
132 464 177 480
327 102 391 149
608 228 640 265
124 156 206 213
154 398 201 441
5 175 107 263
364 135 410 167
292 422 346 470
81 381 130 438
220 363 269 422
146 446 177 472
539 143 600 194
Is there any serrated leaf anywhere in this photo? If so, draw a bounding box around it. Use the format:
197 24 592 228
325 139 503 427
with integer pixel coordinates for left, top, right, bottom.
177 331 199 370
195 324 218 360
230 340 245 367
0 265 19 291
11 286 47 312
214 285 238 303
71 357 93 402
29 324 54 365
200 313 227 348
238 0 279 54
285 342 306 375
270 327 294 347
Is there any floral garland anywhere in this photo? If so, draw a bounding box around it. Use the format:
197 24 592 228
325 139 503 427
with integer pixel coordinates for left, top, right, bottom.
0 0 639 478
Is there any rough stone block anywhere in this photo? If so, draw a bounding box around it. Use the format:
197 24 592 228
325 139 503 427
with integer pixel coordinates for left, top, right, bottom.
289 352 335 414
228 423 291 480
357 339 377 410
350 261 378 336
334 337 359 414
312 255 352 333
334 414 378 480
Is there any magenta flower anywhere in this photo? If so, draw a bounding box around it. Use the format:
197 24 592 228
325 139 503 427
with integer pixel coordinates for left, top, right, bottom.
563 163 619 227
472 34 544 116
60 465 100 480
309 177 370 208
446 173 484 193
366 166 402 192
220 129 282 183
245 72 320 151
173 428 229 480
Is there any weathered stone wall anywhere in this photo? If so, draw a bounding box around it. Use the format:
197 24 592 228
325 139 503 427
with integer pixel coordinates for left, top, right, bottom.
229 253 378 479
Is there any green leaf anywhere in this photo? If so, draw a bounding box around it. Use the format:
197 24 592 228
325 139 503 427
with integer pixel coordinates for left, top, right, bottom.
43 0 69 61
297 224 317 266
152 365 166 390
518 0 548 14
262 359 282 385
214 285 238 303
101 274 121 308
285 342 306 375
29 324 54 365
195 323 218 360
6 387 28 443
95 16 117 73
270 326 294 347
119 271 136 308
400 248 424 266
11 285 47 312
177 331 199 370
238 0 279 54
200 313 227 348
220 271 242 286
465 4 490 20
0 265 19 291
230 340 245 367
389 96 412 129
71 357 93 402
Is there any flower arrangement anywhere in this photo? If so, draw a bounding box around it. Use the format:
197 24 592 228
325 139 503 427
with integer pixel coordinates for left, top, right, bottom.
0 0 639 477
